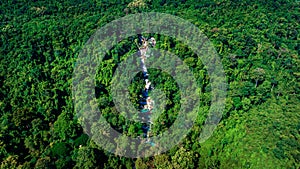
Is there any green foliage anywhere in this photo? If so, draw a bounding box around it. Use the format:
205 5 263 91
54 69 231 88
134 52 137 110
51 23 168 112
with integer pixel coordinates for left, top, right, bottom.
0 0 299 168
72 147 97 169
51 142 70 157
53 111 78 141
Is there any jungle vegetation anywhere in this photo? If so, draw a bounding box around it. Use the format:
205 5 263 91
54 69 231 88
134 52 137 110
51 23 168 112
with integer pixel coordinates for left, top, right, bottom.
0 0 299 168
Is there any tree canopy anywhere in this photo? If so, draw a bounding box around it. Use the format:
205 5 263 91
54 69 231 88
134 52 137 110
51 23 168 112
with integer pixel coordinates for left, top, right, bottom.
0 0 299 168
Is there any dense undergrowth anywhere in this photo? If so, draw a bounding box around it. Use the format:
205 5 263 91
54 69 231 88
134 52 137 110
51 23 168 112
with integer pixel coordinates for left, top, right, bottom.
0 0 299 168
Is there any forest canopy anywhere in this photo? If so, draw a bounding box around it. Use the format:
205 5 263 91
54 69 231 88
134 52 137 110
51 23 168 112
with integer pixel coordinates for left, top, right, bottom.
0 0 299 168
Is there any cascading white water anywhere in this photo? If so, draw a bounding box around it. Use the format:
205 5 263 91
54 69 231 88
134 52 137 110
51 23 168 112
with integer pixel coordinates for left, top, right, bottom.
138 35 156 146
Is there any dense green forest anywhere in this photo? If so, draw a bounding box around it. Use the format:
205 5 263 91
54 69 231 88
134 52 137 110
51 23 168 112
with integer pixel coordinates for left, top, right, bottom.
1 0 299 168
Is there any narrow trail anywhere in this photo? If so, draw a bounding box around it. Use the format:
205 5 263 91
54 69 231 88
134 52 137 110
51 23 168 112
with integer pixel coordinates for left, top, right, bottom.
137 35 156 146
